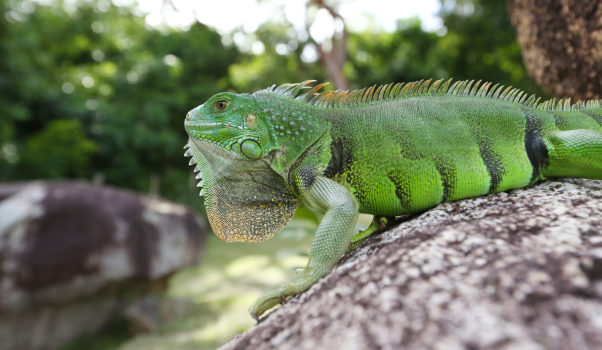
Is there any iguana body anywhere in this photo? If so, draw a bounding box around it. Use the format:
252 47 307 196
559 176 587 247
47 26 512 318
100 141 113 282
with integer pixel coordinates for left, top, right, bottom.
184 79 602 319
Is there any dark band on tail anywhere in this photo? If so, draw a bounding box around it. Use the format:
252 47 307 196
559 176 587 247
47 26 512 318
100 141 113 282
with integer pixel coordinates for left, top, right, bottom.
524 108 549 183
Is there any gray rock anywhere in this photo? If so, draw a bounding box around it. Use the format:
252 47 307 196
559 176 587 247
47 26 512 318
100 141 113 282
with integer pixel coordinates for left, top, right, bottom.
220 179 602 350
0 181 206 350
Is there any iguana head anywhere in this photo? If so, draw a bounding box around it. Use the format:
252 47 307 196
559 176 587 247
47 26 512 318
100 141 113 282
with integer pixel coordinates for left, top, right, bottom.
184 92 299 242
184 92 275 160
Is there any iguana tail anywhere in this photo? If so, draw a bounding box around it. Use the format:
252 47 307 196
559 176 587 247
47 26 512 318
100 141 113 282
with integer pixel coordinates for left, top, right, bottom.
542 128 602 180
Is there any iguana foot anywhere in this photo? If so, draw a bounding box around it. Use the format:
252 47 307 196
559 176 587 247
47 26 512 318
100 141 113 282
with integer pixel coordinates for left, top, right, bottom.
349 216 396 251
249 268 325 320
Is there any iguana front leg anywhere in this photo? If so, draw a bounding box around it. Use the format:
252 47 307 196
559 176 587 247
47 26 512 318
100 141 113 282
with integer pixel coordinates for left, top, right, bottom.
249 174 359 320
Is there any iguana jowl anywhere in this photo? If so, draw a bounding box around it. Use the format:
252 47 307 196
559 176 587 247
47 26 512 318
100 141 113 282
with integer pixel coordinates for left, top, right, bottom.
184 79 602 319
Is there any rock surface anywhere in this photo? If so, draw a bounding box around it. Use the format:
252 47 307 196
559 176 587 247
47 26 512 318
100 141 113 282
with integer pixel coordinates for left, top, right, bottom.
0 181 206 350
220 179 602 350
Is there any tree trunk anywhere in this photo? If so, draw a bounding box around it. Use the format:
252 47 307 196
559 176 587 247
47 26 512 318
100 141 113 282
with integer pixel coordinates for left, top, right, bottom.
507 0 602 100
308 0 349 90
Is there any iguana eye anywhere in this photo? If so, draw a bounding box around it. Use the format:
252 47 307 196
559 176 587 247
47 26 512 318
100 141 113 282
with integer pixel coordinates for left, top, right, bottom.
214 100 228 111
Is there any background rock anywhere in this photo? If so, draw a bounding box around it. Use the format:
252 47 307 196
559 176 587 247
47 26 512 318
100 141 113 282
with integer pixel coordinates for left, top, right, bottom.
221 178 602 350
0 181 207 350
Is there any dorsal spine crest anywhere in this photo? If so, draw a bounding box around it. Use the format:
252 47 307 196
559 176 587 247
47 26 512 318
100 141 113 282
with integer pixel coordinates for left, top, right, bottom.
255 79 602 112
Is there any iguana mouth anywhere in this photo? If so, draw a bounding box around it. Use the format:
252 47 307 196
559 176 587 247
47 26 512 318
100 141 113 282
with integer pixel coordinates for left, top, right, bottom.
184 120 221 127
184 120 243 130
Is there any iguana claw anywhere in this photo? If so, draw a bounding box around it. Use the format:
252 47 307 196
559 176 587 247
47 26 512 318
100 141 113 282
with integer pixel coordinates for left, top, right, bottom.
248 266 329 319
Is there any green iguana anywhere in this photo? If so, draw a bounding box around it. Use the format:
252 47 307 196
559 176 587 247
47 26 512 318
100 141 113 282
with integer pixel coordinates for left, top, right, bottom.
183 79 602 320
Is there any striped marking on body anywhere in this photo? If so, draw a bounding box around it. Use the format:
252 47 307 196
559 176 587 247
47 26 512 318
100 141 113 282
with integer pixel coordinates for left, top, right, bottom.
552 113 570 129
464 112 507 194
387 172 412 211
433 156 457 202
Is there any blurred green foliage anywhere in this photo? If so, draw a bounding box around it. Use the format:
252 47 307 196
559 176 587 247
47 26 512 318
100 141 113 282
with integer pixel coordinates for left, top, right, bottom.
20 119 97 178
347 0 541 92
0 0 540 209
0 0 238 210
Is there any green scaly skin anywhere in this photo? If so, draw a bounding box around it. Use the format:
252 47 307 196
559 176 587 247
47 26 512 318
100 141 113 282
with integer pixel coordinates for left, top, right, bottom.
184 79 602 320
